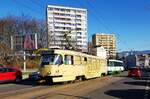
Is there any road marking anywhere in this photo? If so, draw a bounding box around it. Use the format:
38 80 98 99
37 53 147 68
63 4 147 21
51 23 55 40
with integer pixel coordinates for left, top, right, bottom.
144 79 150 99
145 85 149 90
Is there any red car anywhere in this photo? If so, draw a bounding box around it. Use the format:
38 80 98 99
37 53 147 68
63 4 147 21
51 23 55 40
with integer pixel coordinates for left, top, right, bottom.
0 67 22 83
128 67 141 77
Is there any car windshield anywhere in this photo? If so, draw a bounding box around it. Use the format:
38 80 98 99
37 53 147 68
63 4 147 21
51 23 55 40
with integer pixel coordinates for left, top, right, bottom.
40 54 62 66
0 68 5 72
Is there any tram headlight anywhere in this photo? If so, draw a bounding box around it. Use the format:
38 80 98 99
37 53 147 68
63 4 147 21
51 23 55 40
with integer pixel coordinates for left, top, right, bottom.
47 71 51 75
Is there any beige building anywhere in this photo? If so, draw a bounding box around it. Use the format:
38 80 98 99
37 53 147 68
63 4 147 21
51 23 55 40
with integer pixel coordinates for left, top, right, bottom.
47 5 87 52
92 33 116 58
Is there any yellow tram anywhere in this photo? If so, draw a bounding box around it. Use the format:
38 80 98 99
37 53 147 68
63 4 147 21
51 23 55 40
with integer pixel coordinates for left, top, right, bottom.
38 49 107 83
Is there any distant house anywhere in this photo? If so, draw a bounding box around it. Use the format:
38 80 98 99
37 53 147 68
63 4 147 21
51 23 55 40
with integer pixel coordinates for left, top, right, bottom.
136 54 150 66
124 54 150 69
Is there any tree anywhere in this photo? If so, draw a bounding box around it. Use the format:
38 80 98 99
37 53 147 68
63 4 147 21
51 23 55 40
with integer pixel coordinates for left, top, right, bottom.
63 30 77 50
0 15 47 50
0 15 47 66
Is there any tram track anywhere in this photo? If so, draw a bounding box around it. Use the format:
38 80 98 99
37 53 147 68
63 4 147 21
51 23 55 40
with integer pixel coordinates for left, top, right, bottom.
0 73 126 99
0 84 61 98
0 79 87 98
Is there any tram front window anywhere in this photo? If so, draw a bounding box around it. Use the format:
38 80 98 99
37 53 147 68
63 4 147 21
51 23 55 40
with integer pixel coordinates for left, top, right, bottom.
41 54 62 66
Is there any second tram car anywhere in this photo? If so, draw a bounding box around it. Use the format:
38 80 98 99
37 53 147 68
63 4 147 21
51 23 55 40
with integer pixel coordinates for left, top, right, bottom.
107 59 124 74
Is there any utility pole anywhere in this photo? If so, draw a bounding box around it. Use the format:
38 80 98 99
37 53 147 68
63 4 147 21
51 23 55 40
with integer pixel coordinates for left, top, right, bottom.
23 51 26 72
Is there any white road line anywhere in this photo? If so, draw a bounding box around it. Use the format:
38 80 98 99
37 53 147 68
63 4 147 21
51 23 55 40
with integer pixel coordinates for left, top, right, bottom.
144 79 150 99
145 86 149 90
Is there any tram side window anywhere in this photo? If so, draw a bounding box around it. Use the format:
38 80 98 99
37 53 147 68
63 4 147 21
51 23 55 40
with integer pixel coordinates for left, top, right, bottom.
64 55 73 65
114 62 123 67
84 57 87 61
83 57 87 65
108 61 114 67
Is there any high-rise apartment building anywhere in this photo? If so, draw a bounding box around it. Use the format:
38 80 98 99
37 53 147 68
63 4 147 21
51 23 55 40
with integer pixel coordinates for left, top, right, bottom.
92 33 116 58
47 5 87 52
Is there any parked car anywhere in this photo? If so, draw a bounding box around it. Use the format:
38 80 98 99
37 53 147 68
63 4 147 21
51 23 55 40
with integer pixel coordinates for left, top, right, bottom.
29 71 41 81
128 67 141 77
0 67 22 83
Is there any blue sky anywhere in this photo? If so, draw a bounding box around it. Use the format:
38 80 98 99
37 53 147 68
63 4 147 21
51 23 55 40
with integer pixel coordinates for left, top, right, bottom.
1 0 150 51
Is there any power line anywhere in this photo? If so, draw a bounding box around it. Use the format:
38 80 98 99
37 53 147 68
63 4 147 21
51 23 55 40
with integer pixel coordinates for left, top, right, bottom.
86 0 113 33
30 0 45 9
75 0 130 51
85 1 131 51
76 0 111 33
13 0 43 16
75 0 112 44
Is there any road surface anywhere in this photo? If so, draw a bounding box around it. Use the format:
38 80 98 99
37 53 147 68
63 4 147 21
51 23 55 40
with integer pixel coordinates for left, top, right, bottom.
0 68 149 99
85 68 150 99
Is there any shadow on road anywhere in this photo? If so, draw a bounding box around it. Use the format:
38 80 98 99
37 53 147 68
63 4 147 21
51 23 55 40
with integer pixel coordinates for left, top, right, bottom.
16 78 51 87
17 78 66 87
105 89 148 99
0 78 41 86
0 78 39 86
131 76 150 80
19 79 39 86
124 81 147 86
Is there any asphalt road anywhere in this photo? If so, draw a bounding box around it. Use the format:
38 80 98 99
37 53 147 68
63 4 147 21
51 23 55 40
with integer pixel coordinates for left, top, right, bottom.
0 68 150 99
84 68 150 99
0 78 49 94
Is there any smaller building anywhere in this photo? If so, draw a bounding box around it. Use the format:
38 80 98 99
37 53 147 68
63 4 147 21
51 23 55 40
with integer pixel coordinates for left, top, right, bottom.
93 46 107 59
124 54 150 69
92 33 116 59
136 54 150 67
